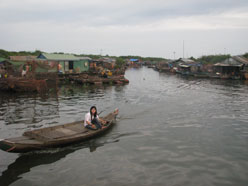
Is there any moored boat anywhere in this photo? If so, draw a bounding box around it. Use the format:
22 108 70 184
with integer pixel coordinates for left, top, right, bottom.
0 109 119 153
0 77 48 92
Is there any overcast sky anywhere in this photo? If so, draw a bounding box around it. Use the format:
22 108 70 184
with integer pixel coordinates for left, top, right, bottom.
0 0 248 58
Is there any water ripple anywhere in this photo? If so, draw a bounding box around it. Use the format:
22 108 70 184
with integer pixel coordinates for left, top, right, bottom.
1 67 248 186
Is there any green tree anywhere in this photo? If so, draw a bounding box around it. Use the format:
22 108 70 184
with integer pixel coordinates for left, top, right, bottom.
197 55 230 64
243 53 248 58
115 58 126 69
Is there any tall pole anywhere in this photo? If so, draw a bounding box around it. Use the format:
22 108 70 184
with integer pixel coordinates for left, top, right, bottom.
183 40 185 58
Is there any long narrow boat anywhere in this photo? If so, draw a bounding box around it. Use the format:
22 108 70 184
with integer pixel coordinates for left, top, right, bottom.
0 109 118 153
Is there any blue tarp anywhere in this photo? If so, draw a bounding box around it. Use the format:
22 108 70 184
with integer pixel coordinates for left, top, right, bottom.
130 59 139 62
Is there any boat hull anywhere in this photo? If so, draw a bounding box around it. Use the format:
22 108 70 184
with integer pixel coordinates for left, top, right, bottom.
0 110 118 153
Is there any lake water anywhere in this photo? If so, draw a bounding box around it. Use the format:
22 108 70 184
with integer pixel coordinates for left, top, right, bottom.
0 67 248 186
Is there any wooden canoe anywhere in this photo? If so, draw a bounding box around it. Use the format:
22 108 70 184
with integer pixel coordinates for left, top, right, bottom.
0 109 118 153
0 77 48 93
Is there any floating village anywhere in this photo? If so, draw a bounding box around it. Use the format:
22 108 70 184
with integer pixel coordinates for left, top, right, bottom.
145 55 248 80
0 51 248 93
0 52 129 93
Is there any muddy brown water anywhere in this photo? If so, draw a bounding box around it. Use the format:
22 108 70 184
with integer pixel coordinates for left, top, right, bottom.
0 67 248 186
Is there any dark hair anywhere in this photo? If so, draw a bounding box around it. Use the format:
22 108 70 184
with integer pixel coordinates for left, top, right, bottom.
90 106 97 120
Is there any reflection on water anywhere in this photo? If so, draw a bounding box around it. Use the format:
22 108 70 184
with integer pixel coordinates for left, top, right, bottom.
0 139 107 186
0 67 248 186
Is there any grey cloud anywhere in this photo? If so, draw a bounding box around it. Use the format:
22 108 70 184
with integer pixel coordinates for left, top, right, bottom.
1 0 248 26
0 0 247 57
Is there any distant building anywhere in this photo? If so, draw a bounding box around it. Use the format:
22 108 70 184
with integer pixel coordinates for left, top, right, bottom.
155 61 170 72
91 58 116 69
176 58 201 75
127 58 143 66
130 59 139 62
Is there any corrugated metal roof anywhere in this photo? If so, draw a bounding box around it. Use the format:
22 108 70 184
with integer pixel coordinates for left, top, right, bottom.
75 56 92 60
38 53 79 61
179 64 190 68
102 57 116 63
214 56 247 67
9 56 37 61
233 56 248 65
179 63 201 67
214 63 243 67
0 57 7 63
179 58 195 64
9 61 26 66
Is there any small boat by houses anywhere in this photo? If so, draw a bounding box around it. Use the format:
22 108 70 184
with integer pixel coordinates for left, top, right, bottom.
0 77 48 92
0 109 119 153
0 56 59 93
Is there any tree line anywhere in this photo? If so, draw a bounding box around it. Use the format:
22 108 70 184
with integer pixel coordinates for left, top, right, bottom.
0 49 247 64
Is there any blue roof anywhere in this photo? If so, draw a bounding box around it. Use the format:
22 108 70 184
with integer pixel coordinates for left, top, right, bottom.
130 59 139 62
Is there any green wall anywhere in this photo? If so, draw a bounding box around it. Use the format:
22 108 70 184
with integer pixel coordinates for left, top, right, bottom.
73 60 89 73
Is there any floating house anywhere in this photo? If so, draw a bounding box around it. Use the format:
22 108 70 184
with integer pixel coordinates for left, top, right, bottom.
214 56 248 79
37 53 90 74
102 57 116 69
89 57 124 77
177 58 202 75
91 58 116 70
145 61 158 69
155 61 170 72
238 56 248 80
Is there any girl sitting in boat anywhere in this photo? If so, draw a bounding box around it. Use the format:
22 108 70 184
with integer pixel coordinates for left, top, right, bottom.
84 106 107 130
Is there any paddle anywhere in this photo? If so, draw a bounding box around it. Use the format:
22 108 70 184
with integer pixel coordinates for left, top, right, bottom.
98 110 104 116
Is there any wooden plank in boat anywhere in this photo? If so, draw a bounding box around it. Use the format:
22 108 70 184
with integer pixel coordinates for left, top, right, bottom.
24 132 53 141
24 127 88 141
55 128 78 136
66 124 86 132
31 129 74 140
